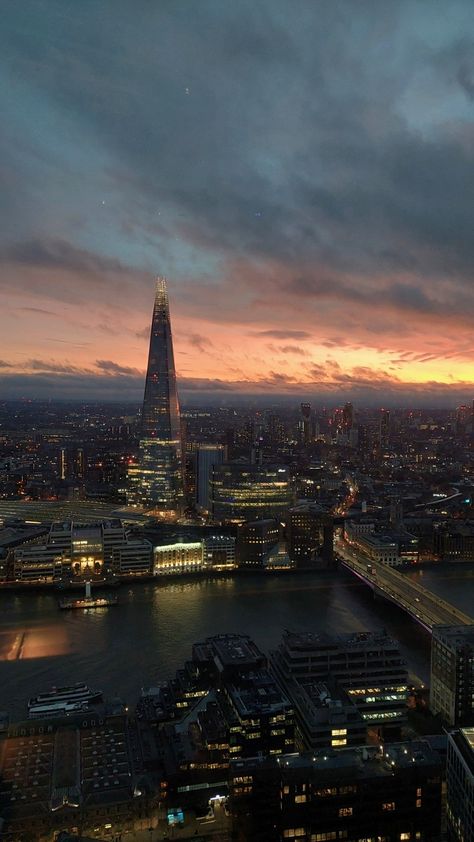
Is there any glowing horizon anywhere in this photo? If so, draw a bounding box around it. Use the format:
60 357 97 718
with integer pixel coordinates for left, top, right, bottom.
1 3 474 406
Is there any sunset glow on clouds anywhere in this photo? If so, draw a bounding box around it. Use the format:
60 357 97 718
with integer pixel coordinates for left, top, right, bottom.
1 1 474 404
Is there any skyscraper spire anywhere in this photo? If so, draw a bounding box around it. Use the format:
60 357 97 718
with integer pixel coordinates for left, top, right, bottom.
128 277 183 516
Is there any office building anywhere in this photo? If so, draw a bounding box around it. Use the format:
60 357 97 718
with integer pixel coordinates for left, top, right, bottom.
237 519 279 568
430 625 474 726
202 534 236 569
58 447 67 481
223 670 295 759
196 444 225 511
379 408 391 449
230 741 442 842
299 402 312 445
210 462 292 523
446 727 474 841
128 278 183 516
271 630 408 737
287 503 333 567
13 520 152 581
287 679 366 751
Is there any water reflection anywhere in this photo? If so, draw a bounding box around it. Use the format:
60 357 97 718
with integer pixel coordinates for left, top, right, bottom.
0 566 472 719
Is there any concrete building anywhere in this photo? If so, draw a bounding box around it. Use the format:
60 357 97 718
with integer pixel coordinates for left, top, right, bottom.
431 625 474 726
230 741 442 842
446 727 474 841
271 630 408 738
287 503 333 567
0 713 156 840
236 519 279 568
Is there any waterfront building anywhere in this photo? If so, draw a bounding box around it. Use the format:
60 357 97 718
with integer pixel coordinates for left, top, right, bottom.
210 462 292 523
430 625 474 726
271 630 408 737
230 741 442 842
236 518 279 568
196 444 226 512
153 534 237 575
287 503 333 568
153 541 203 575
446 727 474 841
127 278 183 516
433 521 474 561
202 534 236 569
13 520 152 582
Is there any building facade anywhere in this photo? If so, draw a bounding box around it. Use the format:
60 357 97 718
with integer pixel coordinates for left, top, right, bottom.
210 463 292 523
430 625 474 726
446 727 474 841
128 278 183 516
196 444 226 512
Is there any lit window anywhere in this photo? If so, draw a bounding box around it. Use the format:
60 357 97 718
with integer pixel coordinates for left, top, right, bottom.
338 806 353 817
382 802 395 811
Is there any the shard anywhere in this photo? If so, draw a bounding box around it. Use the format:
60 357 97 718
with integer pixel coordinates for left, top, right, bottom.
128 277 183 515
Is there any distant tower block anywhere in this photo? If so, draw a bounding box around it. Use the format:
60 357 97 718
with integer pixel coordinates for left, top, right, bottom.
128 278 183 516
300 402 312 445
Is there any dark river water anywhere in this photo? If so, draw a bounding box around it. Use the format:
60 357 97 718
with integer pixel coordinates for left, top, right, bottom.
0 563 473 720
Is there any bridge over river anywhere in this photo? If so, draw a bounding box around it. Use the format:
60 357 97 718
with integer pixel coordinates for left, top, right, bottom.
335 539 473 632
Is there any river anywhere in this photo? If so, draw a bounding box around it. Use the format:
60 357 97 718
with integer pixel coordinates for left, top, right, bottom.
0 563 473 720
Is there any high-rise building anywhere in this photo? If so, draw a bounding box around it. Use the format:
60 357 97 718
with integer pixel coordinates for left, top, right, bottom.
446 727 474 841
430 625 474 726
299 402 312 444
237 519 279 568
58 447 67 481
196 444 226 511
342 401 354 432
379 408 391 449
128 278 183 515
287 503 333 567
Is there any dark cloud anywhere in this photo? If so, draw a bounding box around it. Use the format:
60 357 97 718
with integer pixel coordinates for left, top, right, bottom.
1 1 474 400
187 334 213 353
95 359 142 376
253 330 312 340
0 239 129 277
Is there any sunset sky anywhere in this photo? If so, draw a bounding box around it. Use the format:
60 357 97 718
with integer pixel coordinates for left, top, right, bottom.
1 1 474 405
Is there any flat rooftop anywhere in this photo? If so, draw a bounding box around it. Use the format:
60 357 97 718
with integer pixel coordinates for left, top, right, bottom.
231 740 440 778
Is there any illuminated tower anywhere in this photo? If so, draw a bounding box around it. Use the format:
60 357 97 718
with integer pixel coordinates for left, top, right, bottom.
128 277 183 515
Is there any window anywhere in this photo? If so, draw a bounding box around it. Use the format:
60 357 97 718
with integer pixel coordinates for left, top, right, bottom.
400 835 411 841
416 798 422 808
382 802 395 811
295 794 307 803
339 807 353 817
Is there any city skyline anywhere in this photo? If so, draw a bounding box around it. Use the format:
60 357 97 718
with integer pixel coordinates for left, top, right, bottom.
1 2 474 405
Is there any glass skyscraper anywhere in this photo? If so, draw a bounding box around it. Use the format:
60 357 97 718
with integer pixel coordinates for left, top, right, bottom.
128 278 183 516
